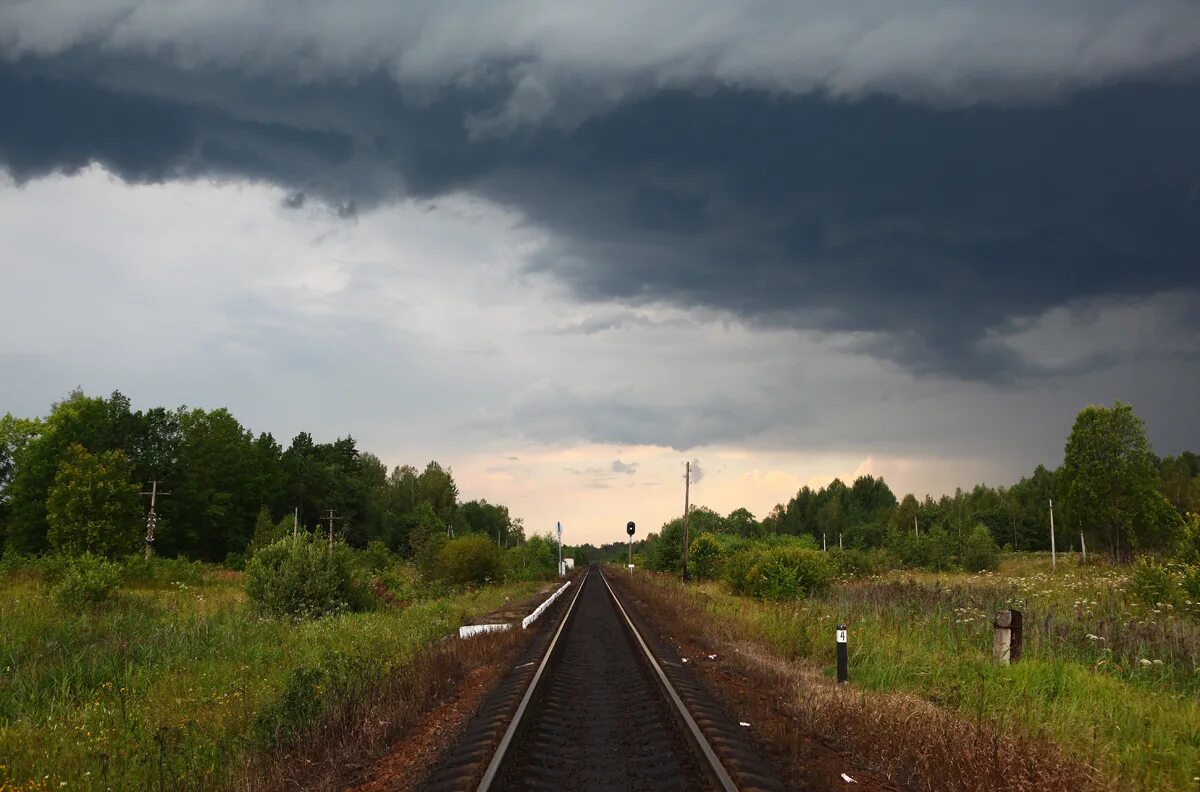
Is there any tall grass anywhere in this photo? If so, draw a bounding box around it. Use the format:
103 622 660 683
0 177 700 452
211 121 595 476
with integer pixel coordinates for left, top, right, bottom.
0 563 540 790
629 555 1200 790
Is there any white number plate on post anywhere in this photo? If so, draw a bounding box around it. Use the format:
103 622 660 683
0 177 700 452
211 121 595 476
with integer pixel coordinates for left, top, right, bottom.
836 629 847 643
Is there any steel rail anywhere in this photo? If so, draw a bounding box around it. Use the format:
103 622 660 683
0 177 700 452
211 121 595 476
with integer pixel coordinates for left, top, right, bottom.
599 569 739 792
476 568 590 792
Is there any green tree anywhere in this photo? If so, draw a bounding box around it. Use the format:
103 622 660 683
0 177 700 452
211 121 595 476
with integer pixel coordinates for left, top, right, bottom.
5 390 134 553
690 533 722 579
725 507 760 538
46 444 141 557
1061 402 1171 559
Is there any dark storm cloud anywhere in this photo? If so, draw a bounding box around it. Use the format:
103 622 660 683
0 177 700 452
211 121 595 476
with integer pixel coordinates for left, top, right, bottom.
2 13 1199 380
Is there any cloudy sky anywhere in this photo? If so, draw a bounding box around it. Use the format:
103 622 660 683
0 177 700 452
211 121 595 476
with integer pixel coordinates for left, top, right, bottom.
3 1 1199 545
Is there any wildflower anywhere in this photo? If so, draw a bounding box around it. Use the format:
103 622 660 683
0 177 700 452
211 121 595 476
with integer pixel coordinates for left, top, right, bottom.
1139 658 1152 666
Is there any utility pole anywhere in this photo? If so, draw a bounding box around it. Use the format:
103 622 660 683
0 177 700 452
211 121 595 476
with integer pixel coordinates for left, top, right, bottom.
682 461 691 582
556 521 563 576
914 514 918 541
140 480 171 559
323 509 342 553
1049 498 1056 569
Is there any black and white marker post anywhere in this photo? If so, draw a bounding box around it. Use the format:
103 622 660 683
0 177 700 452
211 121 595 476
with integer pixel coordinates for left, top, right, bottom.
836 624 848 684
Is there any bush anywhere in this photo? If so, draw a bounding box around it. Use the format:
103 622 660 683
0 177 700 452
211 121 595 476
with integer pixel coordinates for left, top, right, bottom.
689 533 722 580
244 535 373 618
1176 512 1200 566
722 548 762 596
1129 556 1181 607
745 547 833 601
826 547 885 579
1182 565 1200 602
435 534 505 586
357 540 395 574
52 553 123 609
960 523 1000 572
120 553 206 586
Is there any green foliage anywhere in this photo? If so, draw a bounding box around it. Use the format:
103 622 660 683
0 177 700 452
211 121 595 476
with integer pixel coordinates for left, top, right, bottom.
689 533 722 579
1062 402 1167 558
435 534 505 586
1176 512 1200 566
1182 565 1200 602
357 539 395 573
960 523 1000 572
746 547 833 601
507 533 558 580
119 553 206 586
244 535 372 618
51 553 123 609
1129 557 1182 607
722 548 763 596
46 444 142 558
826 546 890 579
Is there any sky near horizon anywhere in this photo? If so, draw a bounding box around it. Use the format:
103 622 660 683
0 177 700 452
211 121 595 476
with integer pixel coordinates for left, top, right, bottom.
2 2 1199 545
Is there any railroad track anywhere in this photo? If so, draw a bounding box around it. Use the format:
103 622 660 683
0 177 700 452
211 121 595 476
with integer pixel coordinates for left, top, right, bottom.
423 566 783 792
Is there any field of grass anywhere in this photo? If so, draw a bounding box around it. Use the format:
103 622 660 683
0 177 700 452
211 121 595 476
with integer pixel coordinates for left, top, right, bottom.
633 554 1200 790
0 562 542 791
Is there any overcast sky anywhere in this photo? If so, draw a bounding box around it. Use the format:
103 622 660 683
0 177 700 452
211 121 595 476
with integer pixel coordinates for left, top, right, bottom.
2 1 1199 545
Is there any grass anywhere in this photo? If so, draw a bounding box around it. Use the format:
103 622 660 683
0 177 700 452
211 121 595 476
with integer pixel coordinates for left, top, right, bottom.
0 562 542 791
629 554 1200 791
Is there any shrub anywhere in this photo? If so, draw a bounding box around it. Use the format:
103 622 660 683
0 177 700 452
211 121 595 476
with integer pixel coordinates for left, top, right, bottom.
722 548 763 596
1129 556 1181 607
1182 565 1200 602
244 535 373 618
435 534 505 586
746 547 833 601
52 553 123 609
826 547 882 579
357 540 395 574
690 533 722 580
1176 512 1200 566
120 553 206 586
960 523 1000 572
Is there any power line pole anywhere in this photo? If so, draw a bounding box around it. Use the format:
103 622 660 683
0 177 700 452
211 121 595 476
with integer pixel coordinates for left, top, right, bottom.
323 509 343 553
682 461 691 582
140 480 171 559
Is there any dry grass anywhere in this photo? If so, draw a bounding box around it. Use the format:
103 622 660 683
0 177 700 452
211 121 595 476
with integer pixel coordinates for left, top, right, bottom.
247 629 525 791
622 572 1106 792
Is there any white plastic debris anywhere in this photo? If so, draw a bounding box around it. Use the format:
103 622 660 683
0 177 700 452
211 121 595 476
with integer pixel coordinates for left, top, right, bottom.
739 721 750 727
841 773 857 783
707 654 717 660
681 658 688 663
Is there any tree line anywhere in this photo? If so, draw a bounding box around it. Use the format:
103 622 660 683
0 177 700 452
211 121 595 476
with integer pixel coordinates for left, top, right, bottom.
0 389 524 563
639 402 1197 566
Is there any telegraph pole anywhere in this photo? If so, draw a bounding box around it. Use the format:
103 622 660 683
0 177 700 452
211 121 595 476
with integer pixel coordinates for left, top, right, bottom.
323 509 342 552
682 461 691 582
140 480 171 559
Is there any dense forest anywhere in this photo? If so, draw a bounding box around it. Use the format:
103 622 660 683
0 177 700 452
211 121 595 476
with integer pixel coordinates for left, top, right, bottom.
0 389 522 564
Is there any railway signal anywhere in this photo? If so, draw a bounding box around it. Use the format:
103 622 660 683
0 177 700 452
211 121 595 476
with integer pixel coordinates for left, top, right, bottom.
140 480 171 559
626 521 635 572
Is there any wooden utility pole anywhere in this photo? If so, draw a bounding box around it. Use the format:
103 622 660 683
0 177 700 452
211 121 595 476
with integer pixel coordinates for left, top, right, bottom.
682 461 691 582
323 509 342 552
140 480 171 559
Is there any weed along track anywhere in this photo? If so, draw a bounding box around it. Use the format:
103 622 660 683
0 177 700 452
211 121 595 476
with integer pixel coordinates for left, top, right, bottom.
422 566 783 792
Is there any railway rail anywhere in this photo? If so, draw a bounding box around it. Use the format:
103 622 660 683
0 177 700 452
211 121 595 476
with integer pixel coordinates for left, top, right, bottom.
423 566 784 792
